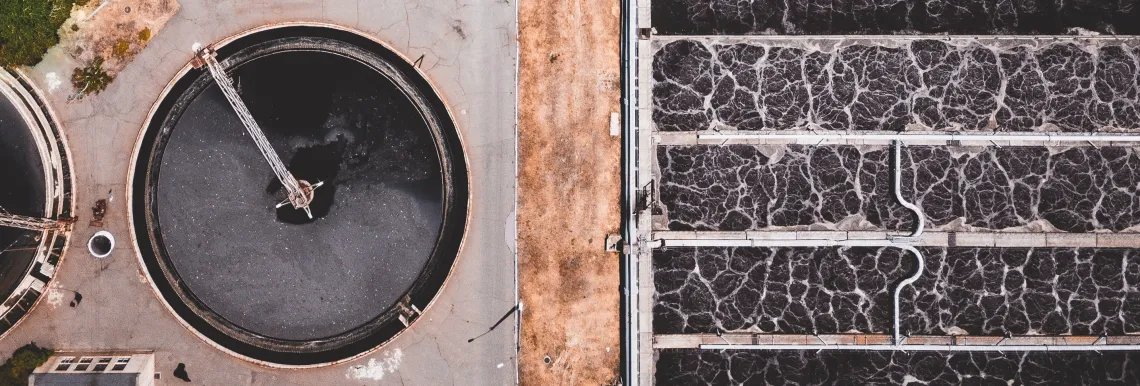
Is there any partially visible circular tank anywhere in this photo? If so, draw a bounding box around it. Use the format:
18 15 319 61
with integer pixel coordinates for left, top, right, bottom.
0 69 75 337
130 24 469 366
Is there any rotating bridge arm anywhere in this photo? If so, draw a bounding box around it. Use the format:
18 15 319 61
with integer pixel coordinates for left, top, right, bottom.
193 47 321 217
0 210 72 232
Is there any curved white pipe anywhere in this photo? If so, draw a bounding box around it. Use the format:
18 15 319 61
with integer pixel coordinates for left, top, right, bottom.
893 140 925 240
894 245 923 346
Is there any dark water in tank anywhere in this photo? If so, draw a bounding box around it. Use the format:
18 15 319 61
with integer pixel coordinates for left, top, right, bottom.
655 246 1140 337
0 93 46 299
0 97 45 248
238 52 442 225
656 145 1140 233
155 49 444 340
651 40 1140 134
653 0 1140 35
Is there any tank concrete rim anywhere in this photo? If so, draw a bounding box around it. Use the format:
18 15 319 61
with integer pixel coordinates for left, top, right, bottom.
0 69 77 343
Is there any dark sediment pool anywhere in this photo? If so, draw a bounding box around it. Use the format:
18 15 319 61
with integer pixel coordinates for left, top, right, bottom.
133 26 467 364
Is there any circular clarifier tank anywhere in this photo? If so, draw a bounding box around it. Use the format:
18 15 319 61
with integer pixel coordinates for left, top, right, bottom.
0 69 74 337
0 87 47 296
130 24 468 366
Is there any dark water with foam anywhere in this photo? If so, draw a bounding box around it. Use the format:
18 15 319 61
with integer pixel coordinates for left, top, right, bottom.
658 145 1140 232
652 40 1140 133
656 246 1140 336
657 349 1140 385
653 0 1140 35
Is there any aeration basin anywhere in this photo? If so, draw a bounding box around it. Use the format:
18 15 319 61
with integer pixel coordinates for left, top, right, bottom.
131 25 468 366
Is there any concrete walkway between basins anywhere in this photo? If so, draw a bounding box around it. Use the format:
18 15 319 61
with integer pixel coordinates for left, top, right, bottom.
0 1 517 385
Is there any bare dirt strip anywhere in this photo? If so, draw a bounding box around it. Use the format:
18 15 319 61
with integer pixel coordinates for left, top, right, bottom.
517 0 623 383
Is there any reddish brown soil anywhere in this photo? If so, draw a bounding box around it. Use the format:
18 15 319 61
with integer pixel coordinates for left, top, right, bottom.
517 0 623 384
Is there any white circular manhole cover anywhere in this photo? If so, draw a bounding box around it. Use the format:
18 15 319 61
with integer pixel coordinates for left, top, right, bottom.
88 231 114 258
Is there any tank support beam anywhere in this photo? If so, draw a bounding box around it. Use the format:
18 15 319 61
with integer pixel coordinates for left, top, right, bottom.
0 212 72 232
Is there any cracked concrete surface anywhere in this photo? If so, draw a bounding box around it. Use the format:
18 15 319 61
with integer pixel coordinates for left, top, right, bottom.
0 0 517 385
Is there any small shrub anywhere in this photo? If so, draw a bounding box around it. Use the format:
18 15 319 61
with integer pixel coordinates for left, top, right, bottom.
111 39 130 59
138 27 151 42
71 56 113 95
0 343 52 385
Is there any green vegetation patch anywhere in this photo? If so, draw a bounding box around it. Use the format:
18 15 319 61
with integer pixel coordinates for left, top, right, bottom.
0 0 77 67
112 39 130 59
0 343 52 386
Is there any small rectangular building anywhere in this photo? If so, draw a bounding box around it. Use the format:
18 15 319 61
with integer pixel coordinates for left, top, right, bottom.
28 351 155 386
